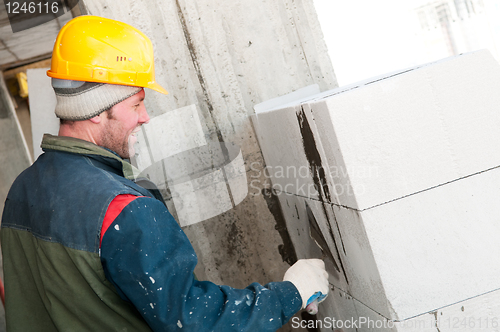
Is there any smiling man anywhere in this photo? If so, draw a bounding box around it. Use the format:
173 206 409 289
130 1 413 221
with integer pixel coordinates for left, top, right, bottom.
1 15 329 332
56 84 149 159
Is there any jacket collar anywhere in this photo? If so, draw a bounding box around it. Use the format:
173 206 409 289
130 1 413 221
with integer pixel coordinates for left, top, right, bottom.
40 134 139 180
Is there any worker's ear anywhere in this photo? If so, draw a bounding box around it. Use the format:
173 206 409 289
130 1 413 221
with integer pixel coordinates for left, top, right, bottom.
89 113 104 124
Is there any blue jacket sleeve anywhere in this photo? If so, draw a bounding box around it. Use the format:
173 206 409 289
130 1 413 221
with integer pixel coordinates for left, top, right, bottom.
100 196 301 332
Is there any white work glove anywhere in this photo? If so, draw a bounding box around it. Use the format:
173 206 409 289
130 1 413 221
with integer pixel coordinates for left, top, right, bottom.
283 259 329 309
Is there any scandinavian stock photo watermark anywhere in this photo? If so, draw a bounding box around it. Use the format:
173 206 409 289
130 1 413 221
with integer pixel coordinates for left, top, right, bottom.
291 315 500 330
248 162 379 198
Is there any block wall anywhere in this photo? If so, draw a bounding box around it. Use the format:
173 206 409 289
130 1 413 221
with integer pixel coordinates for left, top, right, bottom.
254 50 500 331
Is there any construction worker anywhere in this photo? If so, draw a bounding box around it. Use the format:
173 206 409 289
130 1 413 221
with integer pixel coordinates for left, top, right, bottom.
1 15 329 331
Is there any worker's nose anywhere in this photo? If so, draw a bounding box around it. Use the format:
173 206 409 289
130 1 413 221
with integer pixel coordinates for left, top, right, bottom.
139 107 150 124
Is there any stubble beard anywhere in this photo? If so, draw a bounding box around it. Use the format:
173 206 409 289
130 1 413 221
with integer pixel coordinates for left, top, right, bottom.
99 118 132 159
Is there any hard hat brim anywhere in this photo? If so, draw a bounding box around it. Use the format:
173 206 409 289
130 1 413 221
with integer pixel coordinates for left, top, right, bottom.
147 82 168 95
47 68 168 95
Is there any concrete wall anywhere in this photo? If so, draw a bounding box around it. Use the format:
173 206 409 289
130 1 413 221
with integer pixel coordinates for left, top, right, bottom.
253 50 500 331
0 72 31 219
79 1 337 329
27 68 60 160
0 72 31 332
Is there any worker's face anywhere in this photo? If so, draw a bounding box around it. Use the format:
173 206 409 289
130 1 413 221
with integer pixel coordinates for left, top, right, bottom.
99 89 149 159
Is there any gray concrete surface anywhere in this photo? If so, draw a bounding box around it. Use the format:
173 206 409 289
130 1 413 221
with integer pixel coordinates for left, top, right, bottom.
0 72 30 332
81 1 337 330
0 72 31 219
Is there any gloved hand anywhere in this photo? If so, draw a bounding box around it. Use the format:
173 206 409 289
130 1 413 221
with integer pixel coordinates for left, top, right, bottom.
283 259 329 309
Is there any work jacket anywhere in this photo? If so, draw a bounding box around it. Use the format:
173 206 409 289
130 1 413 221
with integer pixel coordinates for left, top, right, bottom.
1 134 301 331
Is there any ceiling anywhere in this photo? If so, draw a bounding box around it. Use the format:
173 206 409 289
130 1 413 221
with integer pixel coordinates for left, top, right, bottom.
0 0 74 70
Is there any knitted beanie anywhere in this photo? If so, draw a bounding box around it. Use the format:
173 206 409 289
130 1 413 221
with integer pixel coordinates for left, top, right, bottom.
52 78 142 120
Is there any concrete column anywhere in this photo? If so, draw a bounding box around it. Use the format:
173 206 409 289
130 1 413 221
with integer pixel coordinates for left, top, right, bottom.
81 0 337 319
0 72 31 219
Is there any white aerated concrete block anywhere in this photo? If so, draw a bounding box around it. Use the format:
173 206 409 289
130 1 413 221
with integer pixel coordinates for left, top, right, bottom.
253 50 500 330
399 289 500 332
253 107 321 201
361 166 500 319
363 288 500 332
311 50 500 210
253 104 337 204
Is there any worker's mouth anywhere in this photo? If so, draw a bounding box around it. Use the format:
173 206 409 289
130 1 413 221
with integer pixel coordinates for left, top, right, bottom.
130 127 141 140
131 127 141 136
128 127 142 155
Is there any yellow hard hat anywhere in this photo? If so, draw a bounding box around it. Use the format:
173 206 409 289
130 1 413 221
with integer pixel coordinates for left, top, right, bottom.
47 15 167 94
